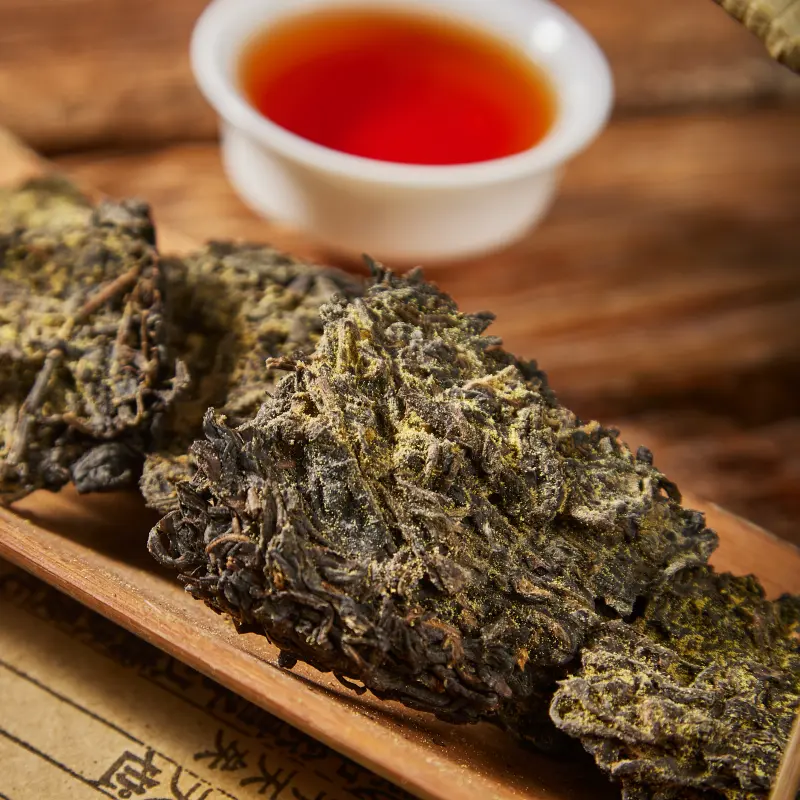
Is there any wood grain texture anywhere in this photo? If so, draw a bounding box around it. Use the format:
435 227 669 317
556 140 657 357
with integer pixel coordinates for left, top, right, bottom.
55 107 800 544
1 0 798 152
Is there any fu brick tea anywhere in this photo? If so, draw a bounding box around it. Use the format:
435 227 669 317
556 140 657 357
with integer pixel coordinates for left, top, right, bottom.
149 264 716 747
551 568 800 800
141 242 363 514
0 179 184 502
149 264 800 798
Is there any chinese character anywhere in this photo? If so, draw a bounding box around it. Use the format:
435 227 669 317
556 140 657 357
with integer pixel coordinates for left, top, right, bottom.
145 654 196 691
169 765 213 800
240 754 297 798
95 748 162 798
195 729 248 771
348 790 409 800
201 676 244 716
291 791 331 800
334 760 363 785
292 790 344 800
273 726 328 762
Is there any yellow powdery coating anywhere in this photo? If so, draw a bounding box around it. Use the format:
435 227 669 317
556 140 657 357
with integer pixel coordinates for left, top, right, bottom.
150 265 717 750
0 179 182 502
551 568 800 800
0 176 92 234
139 242 363 514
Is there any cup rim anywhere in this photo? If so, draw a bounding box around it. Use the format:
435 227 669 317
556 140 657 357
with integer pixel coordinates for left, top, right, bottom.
191 0 614 189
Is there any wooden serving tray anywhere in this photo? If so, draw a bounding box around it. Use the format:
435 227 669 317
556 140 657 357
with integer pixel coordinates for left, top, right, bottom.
1 128 799 800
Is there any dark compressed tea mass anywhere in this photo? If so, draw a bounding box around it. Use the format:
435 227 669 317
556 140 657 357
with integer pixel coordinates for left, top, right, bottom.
148 265 799 798
150 267 714 729
0 179 184 502
2 179 796 800
141 242 363 513
552 568 800 800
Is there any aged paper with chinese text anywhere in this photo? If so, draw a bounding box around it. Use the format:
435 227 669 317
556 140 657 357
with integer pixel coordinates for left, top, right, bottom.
0 560 412 800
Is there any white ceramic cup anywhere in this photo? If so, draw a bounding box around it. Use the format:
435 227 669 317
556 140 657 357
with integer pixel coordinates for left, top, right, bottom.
192 0 613 263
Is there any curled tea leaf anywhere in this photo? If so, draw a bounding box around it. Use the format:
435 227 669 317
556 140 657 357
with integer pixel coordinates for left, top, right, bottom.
140 242 364 513
550 568 800 799
149 265 716 742
0 180 184 502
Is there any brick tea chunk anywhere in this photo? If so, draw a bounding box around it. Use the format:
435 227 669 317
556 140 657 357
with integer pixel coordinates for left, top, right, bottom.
0 180 183 502
550 567 800 799
140 242 363 513
149 265 716 741
0 176 92 233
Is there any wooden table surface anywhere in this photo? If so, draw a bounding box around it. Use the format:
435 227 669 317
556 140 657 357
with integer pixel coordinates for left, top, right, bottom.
1 0 799 546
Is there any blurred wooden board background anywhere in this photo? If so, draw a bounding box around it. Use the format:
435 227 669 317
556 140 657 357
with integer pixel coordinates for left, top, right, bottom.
1 0 798 151
0 0 799 546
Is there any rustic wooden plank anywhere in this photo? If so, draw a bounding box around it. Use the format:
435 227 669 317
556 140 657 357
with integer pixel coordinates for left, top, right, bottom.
1 0 798 152
0 127 45 184
772 706 800 800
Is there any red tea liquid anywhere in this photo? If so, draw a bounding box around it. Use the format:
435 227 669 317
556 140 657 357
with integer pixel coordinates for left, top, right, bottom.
239 8 556 166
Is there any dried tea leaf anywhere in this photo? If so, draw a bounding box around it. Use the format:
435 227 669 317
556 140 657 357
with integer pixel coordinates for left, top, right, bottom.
0 176 92 233
550 567 800 799
149 265 716 741
0 182 184 502
140 242 364 513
